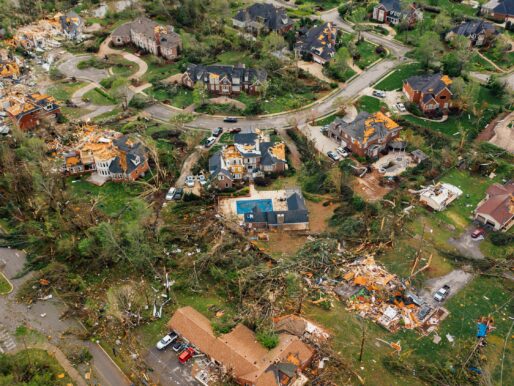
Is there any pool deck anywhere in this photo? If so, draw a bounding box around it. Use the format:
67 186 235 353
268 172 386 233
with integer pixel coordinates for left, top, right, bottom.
372 152 416 177
219 185 292 220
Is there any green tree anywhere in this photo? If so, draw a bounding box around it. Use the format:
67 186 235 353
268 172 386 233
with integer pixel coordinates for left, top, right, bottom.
416 31 444 70
263 32 286 53
192 82 207 106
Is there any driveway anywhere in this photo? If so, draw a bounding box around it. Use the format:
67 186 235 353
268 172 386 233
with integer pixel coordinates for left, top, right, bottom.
420 269 474 307
144 347 199 386
0 248 131 386
58 54 109 83
448 228 485 260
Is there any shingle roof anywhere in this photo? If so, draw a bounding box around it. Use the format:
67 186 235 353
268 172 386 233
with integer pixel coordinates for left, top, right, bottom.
448 20 497 37
244 192 309 225
234 3 292 31
295 22 337 61
186 64 267 85
405 73 452 96
483 0 514 15
234 132 259 146
379 0 402 12
476 181 514 226
112 17 181 49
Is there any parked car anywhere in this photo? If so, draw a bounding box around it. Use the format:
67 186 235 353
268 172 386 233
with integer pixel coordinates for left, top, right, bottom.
178 347 195 364
173 188 184 200
229 127 242 134
185 176 195 188
204 137 216 148
172 341 186 352
156 332 178 350
212 127 223 137
165 187 176 201
433 285 450 302
471 228 485 239
223 117 238 123
396 103 406 112
372 90 386 98
336 146 349 157
198 175 207 186
327 151 340 161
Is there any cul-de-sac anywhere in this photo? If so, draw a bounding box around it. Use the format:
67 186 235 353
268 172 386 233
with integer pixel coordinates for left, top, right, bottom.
0 0 512 385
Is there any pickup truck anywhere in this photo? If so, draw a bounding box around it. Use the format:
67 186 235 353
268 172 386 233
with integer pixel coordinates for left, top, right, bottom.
433 285 450 302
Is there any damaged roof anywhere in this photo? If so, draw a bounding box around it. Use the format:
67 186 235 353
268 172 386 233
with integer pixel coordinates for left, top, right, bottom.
185 64 267 85
404 73 453 96
448 20 497 37
234 3 292 31
295 22 337 61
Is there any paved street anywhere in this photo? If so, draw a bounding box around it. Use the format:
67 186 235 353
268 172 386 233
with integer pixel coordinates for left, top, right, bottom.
0 248 131 386
144 347 199 386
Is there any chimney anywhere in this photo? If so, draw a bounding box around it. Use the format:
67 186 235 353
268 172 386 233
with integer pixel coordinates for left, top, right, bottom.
277 213 285 225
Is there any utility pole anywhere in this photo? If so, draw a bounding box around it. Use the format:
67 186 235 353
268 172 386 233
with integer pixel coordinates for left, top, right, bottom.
358 319 366 362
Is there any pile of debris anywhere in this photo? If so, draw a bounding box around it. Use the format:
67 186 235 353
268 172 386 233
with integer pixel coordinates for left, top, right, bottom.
335 256 448 334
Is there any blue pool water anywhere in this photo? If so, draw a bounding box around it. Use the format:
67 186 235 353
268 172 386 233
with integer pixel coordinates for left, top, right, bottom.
236 199 273 215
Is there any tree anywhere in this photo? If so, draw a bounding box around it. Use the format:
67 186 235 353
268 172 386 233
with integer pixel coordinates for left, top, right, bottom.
416 31 444 70
487 75 506 98
329 47 351 80
451 77 480 114
263 32 286 53
433 12 452 34
192 82 207 106
442 52 464 77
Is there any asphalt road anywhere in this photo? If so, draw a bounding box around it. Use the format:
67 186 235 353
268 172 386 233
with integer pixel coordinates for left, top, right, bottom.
0 248 131 386
144 347 199 386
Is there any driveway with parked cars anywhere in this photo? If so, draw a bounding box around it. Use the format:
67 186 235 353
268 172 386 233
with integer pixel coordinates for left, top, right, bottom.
144 346 199 386
420 269 474 307
448 227 485 260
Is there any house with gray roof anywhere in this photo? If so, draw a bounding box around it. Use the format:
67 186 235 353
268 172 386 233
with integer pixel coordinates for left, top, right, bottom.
481 0 514 22
372 0 423 26
233 3 293 35
244 192 309 230
295 22 337 65
111 17 182 61
181 63 267 96
403 74 453 114
59 11 83 40
445 20 498 47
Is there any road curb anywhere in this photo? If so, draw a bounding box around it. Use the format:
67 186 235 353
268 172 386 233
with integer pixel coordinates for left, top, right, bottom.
0 272 13 295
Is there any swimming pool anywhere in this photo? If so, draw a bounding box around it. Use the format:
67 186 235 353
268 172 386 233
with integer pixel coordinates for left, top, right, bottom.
236 199 273 215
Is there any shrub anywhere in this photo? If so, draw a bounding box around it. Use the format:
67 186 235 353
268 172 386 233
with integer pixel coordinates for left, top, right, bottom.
490 232 512 247
256 329 279 349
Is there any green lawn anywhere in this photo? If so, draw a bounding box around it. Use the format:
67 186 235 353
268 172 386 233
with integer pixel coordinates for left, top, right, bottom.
219 132 235 144
83 88 117 105
355 95 387 113
47 81 87 102
236 90 326 115
92 107 122 122
482 49 514 70
216 51 253 66
142 56 183 84
355 40 378 69
374 63 423 91
469 52 499 72
314 114 338 126
146 86 194 108
109 55 138 77
61 106 91 119
0 272 12 295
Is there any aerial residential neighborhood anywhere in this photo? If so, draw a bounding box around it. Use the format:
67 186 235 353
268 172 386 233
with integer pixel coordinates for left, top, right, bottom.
0 1 512 386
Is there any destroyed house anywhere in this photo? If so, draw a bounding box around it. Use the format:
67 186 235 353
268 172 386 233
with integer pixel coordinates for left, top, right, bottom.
327 111 401 158
59 11 83 40
244 192 309 231
295 22 337 65
6 93 60 131
208 131 287 190
419 183 462 211
445 20 497 47
62 128 149 183
111 17 182 61
182 64 267 96
233 3 293 34
474 181 514 231
403 74 453 114
372 0 423 26
0 61 20 79
168 306 314 386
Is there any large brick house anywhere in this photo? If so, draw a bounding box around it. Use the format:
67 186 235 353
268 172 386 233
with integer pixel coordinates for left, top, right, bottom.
474 181 514 231
111 17 182 61
62 128 149 184
403 74 453 114
445 20 498 47
5 93 60 131
327 112 401 158
232 3 293 35
481 0 514 22
295 22 337 65
372 0 423 26
209 130 287 190
181 64 267 96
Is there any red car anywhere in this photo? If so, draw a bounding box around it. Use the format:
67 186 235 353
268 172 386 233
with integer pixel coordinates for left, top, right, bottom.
178 347 195 364
471 228 485 239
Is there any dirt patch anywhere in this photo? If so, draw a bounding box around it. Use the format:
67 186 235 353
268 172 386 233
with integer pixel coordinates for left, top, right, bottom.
306 199 336 233
489 111 514 153
255 232 309 258
420 269 474 307
297 61 338 84
350 171 392 202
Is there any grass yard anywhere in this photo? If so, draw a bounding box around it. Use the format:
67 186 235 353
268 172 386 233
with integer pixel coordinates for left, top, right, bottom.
142 55 183 84
469 52 499 72
92 107 122 122
355 95 387 113
83 87 117 105
60 106 91 119
146 86 194 108
0 272 13 295
314 114 339 126
374 62 423 91
219 132 235 144
109 55 138 77
216 50 253 66
482 49 514 70
355 40 378 69
47 81 87 102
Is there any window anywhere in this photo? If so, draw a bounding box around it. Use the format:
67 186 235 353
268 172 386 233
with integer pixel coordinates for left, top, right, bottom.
440 95 446 100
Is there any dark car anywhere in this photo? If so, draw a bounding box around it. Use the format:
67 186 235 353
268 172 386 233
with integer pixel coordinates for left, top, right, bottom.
172 341 185 352
213 127 223 137
471 228 485 239
229 127 242 134
223 117 238 123
173 188 184 200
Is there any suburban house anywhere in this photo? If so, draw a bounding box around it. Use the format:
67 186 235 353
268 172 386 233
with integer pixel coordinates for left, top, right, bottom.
168 306 314 386
372 0 423 26
295 22 337 65
5 93 60 130
62 127 149 184
0 61 20 79
445 20 498 47
59 11 83 40
209 130 287 190
327 112 402 158
403 74 453 114
474 181 514 231
181 64 267 96
244 191 309 231
481 0 514 22
233 3 293 35
111 17 182 61
418 183 463 211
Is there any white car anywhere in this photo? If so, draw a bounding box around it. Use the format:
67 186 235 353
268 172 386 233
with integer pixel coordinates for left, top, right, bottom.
396 103 406 112
198 175 207 186
165 187 176 201
372 90 386 98
185 175 195 188
327 151 340 161
156 332 178 350
204 137 216 148
336 146 349 157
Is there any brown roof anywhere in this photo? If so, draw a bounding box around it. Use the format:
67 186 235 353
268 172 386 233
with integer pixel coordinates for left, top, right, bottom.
168 307 314 385
476 182 514 226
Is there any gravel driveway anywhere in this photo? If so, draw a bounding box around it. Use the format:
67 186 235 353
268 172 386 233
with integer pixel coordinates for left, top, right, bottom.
448 227 485 260
421 269 474 307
